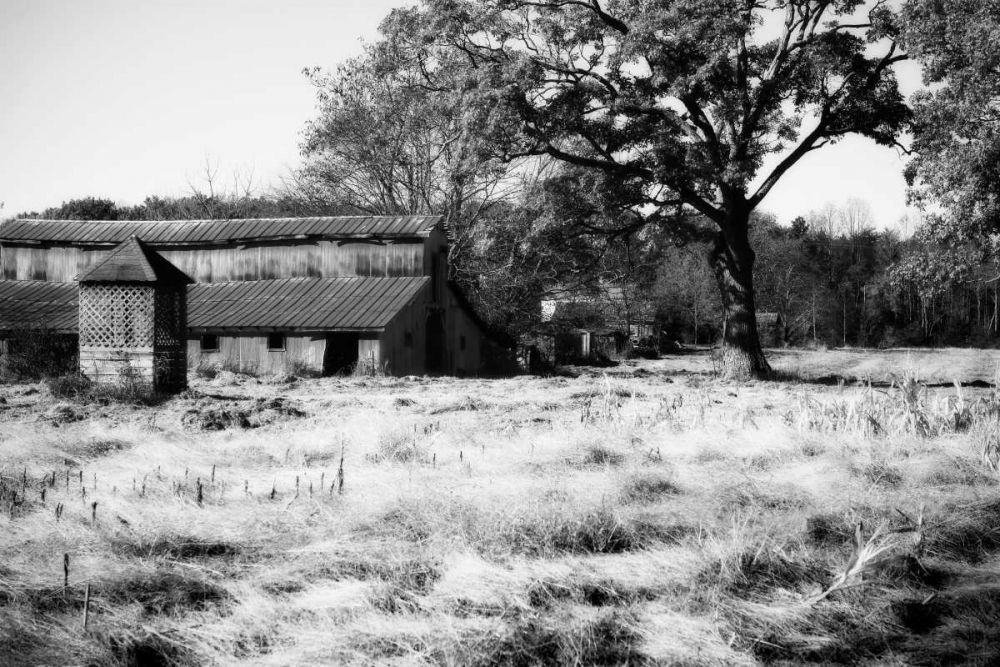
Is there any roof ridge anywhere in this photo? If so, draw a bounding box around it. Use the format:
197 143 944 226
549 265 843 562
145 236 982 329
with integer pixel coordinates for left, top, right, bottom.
11 215 443 224
190 276 430 288
77 236 191 283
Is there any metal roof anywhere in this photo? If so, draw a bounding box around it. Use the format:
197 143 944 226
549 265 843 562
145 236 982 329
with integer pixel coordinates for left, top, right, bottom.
78 236 193 283
187 277 429 330
0 281 78 333
0 216 442 246
0 277 429 334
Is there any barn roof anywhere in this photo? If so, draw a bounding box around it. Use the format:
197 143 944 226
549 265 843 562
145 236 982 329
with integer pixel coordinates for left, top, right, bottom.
0 216 442 246
186 277 429 331
757 312 783 325
0 277 429 334
0 281 78 333
77 236 192 284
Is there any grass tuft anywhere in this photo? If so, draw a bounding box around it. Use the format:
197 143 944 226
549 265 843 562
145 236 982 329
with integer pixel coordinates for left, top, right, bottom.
619 472 682 503
574 444 626 467
855 459 904 487
366 430 428 464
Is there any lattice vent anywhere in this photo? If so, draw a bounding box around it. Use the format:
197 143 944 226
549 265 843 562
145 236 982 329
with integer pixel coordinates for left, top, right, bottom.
154 290 184 347
79 285 154 348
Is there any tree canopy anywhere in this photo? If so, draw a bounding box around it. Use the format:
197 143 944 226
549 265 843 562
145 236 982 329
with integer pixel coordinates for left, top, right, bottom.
902 0 1000 244
372 0 913 377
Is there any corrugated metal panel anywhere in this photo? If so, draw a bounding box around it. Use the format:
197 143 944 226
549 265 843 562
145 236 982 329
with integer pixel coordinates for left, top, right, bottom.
0 276 429 334
187 277 429 330
0 216 442 245
0 281 78 332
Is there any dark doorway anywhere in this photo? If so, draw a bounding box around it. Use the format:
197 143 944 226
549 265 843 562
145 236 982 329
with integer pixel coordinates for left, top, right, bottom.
323 332 359 375
426 313 446 374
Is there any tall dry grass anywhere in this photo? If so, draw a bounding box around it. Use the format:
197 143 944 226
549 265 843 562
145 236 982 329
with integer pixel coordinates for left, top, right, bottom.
1 354 999 665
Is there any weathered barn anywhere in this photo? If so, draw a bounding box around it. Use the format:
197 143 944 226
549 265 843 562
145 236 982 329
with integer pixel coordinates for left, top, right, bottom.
0 216 499 379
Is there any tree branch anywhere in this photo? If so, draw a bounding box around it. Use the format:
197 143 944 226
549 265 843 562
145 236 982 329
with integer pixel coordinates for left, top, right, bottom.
748 122 827 208
513 0 629 35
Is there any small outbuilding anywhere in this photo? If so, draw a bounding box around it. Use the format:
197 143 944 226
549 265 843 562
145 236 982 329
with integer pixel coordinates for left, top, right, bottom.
757 312 785 347
77 236 191 391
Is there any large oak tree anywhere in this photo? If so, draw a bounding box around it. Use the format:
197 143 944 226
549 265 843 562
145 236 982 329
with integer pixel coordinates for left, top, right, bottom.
903 1 1000 244
391 0 910 378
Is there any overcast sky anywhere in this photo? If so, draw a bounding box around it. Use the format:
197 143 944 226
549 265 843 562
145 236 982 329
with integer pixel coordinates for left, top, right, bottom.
1 0 921 228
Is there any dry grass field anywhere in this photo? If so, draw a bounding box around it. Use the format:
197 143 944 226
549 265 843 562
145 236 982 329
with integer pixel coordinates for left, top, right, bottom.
2 348 1000 666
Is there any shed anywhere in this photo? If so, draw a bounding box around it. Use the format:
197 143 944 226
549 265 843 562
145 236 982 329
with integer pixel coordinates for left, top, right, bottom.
77 236 191 391
757 312 785 347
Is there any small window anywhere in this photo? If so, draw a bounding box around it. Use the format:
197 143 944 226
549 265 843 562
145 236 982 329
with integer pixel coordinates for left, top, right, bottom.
460 335 466 351
268 333 286 351
403 331 413 347
200 334 219 352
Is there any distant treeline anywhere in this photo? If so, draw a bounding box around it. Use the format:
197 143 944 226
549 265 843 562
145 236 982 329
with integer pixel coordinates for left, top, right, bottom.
12 193 999 351
650 210 1000 349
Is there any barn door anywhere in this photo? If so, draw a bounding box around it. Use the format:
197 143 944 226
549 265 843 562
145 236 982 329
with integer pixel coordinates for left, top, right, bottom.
323 332 359 375
425 313 445 374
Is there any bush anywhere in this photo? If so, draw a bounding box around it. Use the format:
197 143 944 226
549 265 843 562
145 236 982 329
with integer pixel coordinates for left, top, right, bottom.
1 330 78 381
45 355 163 406
626 343 659 360
193 361 219 380
45 373 92 399
286 357 321 378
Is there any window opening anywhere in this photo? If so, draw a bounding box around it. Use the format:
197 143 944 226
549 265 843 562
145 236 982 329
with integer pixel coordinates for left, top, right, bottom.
268 332 286 351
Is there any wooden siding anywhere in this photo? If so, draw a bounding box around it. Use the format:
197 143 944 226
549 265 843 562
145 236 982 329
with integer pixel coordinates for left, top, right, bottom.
358 336 382 374
378 287 431 376
187 334 327 375
2 240 426 283
80 347 155 384
443 287 485 375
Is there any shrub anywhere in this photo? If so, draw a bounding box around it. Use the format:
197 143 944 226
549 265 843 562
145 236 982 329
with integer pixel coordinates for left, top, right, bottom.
193 361 219 380
352 356 389 377
626 344 659 360
89 360 159 405
1 330 77 381
286 357 321 378
45 356 163 406
45 373 92 399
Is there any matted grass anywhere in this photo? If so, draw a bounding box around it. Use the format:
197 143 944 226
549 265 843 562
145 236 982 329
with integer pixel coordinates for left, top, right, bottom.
1 348 999 665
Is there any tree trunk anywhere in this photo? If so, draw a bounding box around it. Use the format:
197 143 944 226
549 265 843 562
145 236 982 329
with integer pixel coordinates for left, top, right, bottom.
709 223 771 380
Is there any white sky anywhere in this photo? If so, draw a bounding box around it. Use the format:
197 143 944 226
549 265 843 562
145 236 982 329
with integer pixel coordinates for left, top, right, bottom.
1 0 921 228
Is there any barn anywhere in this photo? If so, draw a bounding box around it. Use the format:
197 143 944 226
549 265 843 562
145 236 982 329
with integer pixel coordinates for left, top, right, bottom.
0 216 500 385
757 312 786 347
